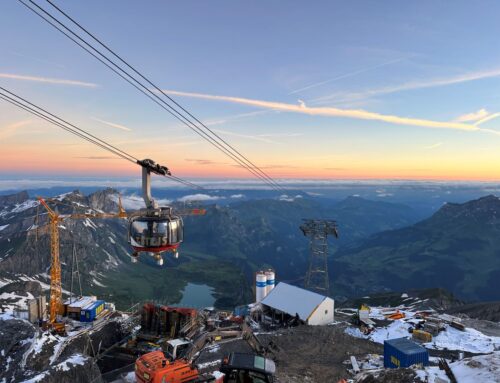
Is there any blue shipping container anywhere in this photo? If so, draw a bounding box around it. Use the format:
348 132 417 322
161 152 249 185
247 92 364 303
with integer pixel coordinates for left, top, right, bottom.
384 337 429 368
80 300 105 322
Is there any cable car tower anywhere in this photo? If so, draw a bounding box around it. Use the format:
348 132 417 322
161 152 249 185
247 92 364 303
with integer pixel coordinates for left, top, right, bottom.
300 219 339 294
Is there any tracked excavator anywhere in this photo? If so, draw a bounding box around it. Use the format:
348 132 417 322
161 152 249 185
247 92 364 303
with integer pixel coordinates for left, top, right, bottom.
135 321 275 383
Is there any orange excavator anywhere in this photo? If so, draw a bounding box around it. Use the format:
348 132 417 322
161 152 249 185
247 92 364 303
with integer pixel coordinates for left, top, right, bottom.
135 351 275 383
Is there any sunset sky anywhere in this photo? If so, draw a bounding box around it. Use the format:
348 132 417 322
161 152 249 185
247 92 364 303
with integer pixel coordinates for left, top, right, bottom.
1 1 500 181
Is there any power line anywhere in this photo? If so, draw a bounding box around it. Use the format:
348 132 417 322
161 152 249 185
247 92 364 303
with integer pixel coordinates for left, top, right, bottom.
19 0 285 192
0 87 204 190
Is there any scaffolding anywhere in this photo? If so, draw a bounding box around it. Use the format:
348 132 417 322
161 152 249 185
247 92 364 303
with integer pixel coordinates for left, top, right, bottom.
300 219 339 294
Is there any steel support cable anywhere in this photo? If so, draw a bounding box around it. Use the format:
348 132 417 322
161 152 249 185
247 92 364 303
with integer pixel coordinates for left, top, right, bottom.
0 92 136 163
21 0 284 191
24 0 282 192
0 89 204 189
0 86 137 163
46 0 285 192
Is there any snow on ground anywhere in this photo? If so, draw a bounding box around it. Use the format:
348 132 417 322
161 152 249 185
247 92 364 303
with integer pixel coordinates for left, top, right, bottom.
416 351 500 383
108 236 116 244
55 354 88 371
19 371 49 383
17 275 70 295
10 200 39 213
55 192 72 201
0 224 9 231
197 359 222 370
0 291 34 314
426 325 500 353
92 277 107 287
83 218 98 230
0 278 14 287
102 249 120 268
207 344 221 353
32 333 58 356
344 306 500 354
110 371 135 383
212 371 225 379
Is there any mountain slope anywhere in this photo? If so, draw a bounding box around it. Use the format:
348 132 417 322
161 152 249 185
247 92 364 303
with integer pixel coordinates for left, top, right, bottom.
332 195 500 301
0 189 421 307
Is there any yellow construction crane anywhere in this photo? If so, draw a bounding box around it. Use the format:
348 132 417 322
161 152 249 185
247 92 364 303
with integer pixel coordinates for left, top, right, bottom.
36 196 205 334
37 196 127 333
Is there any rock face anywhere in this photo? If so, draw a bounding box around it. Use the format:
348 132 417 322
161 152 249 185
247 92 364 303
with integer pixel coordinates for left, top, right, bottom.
0 191 29 207
0 318 37 382
0 280 43 297
0 278 135 383
0 189 129 279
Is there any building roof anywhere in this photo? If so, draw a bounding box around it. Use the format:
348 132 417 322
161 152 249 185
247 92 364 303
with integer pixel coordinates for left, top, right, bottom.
64 296 96 308
81 300 104 311
384 337 428 355
260 282 330 320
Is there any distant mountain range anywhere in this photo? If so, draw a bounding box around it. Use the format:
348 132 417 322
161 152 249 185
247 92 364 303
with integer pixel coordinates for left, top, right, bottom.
1 188 498 305
332 195 500 301
0 189 419 308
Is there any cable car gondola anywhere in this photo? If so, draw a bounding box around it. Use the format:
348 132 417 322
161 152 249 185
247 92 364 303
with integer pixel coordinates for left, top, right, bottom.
128 159 184 265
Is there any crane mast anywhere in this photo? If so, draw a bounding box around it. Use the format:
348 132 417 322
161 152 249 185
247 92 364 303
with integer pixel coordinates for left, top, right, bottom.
38 197 65 331
36 193 203 334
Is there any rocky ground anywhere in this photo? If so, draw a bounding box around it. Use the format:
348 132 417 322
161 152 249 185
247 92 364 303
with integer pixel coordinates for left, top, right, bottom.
258 324 383 383
445 301 500 322
0 281 133 383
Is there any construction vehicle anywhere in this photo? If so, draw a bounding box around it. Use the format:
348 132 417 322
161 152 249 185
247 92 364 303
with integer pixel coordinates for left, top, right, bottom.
219 353 275 383
135 320 276 383
166 330 241 361
135 351 275 383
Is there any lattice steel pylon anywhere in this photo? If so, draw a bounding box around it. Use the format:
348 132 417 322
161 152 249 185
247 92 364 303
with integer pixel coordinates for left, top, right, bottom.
300 219 339 294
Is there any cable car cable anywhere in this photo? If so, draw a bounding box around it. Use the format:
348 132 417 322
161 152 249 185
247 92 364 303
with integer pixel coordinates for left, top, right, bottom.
0 92 136 164
0 88 204 190
0 86 137 163
19 0 285 192
23 0 283 192
45 0 285 192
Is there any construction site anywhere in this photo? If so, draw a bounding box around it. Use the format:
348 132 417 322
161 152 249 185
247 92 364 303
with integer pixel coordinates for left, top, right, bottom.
1 186 498 383
1 2 500 383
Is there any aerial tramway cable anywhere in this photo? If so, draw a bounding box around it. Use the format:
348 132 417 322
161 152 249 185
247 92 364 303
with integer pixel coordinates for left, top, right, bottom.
18 0 285 192
0 87 203 190
45 0 284 192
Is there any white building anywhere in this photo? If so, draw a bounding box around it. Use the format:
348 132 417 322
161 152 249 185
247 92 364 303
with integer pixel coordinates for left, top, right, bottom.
260 282 334 325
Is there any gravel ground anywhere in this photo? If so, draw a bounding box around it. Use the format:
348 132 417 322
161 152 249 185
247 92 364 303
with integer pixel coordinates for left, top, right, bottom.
257 323 383 383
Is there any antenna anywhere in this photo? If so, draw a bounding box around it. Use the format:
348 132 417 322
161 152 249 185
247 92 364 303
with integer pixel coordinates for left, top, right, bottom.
300 219 339 294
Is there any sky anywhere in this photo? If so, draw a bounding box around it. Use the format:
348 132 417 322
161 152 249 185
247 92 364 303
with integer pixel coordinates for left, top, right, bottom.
1 1 500 182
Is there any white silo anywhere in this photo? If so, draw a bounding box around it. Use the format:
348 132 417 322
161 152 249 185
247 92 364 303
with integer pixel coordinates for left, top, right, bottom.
255 271 268 302
265 270 275 295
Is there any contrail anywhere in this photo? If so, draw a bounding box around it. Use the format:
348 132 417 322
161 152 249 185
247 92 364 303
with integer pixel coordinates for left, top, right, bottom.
288 57 406 95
